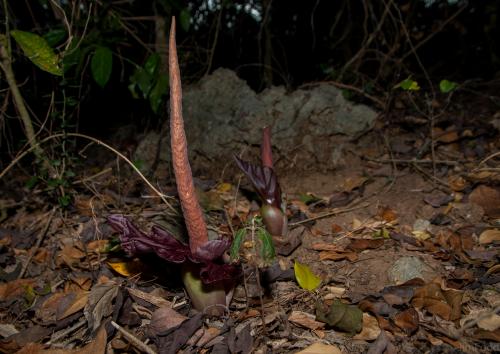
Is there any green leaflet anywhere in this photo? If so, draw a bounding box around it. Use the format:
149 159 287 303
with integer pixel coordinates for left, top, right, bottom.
144 53 160 76
91 46 113 87
149 74 169 113
395 78 420 91
230 228 246 261
257 228 275 264
439 79 458 93
11 30 63 76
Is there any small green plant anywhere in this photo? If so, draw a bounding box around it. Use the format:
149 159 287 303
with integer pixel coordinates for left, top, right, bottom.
395 77 459 94
230 216 276 268
395 77 421 91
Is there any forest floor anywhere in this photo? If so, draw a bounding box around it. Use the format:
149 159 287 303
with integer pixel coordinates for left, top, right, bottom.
0 91 500 354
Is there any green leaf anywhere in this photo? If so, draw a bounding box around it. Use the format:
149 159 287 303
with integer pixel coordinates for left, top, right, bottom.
395 78 420 91
25 175 38 189
58 194 71 207
11 30 63 76
130 67 153 97
149 74 169 113
144 53 160 76
294 261 321 291
43 28 66 47
91 46 113 87
439 79 458 93
179 9 191 32
258 228 275 264
373 227 390 239
230 229 246 261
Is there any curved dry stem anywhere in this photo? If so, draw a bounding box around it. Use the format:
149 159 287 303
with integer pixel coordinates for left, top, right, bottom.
0 132 177 214
169 18 209 255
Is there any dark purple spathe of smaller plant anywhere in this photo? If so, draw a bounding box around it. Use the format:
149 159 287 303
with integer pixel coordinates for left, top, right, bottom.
234 127 288 238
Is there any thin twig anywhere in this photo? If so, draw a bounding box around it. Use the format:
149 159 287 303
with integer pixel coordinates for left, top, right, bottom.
289 202 370 227
18 207 57 279
47 319 86 345
364 157 459 166
72 167 112 185
411 162 450 191
111 321 156 354
477 151 500 167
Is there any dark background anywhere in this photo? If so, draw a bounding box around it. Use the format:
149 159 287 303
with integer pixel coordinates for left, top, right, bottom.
1 0 498 161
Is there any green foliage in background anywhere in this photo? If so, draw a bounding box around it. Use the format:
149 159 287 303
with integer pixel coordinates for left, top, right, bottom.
11 30 63 75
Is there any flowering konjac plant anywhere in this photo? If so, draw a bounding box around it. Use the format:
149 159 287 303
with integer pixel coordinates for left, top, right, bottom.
108 18 239 315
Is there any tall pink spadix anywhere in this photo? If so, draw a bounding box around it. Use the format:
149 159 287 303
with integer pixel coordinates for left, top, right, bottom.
169 18 209 256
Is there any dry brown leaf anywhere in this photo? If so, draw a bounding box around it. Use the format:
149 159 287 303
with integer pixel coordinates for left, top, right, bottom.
323 286 346 300
469 185 500 218
377 206 398 223
342 176 368 192
14 326 106 354
467 170 500 183
435 129 459 143
84 281 120 331
311 243 345 252
466 311 500 331
295 342 342 354
196 327 221 347
74 196 111 216
13 343 49 354
0 278 37 301
37 290 89 322
353 313 381 340
348 238 385 251
448 175 467 192
472 328 500 342
56 244 86 269
479 229 500 245
86 240 109 253
288 310 325 330
150 306 188 335
412 282 463 321
394 308 419 334
33 248 50 264
66 276 93 292
319 251 358 262
331 223 343 234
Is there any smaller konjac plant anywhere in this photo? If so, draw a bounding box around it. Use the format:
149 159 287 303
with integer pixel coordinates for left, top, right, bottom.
108 17 238 316
234 127 288 239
